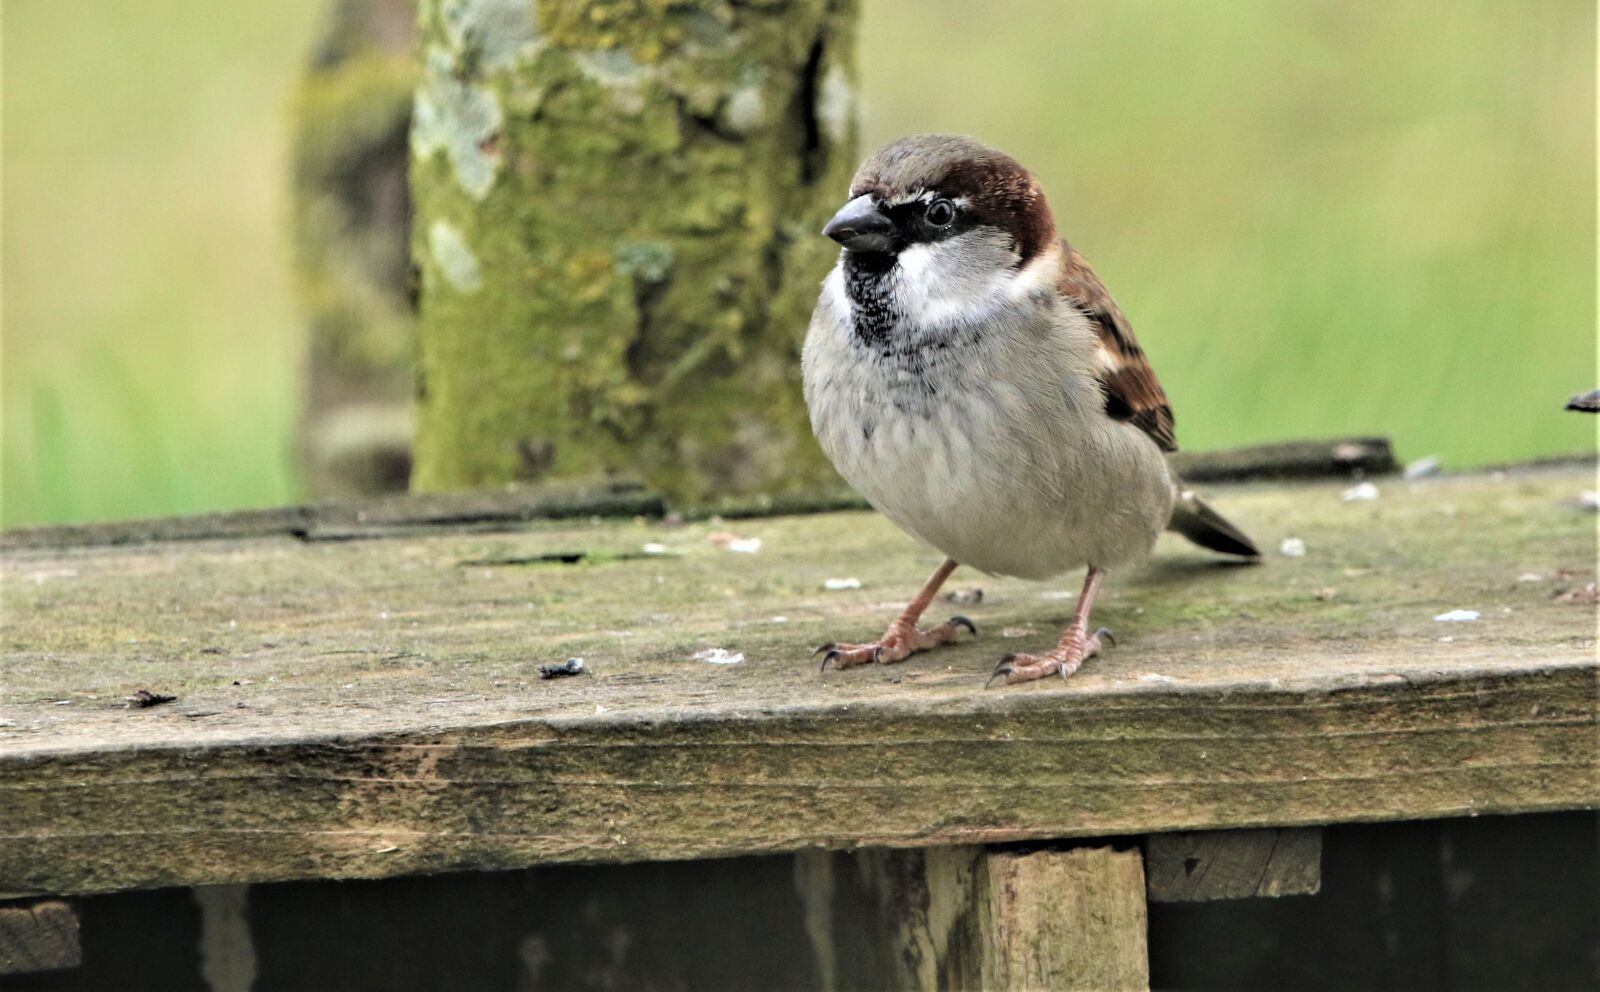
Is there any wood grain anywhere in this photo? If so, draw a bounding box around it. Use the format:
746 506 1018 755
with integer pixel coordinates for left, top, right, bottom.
0 900 80 975
977 848 1149 991
1146 828 1322 901
1 465 1594 898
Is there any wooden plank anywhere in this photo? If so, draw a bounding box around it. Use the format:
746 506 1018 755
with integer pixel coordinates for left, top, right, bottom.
1167 437 1396 482
0 480 664 550
0 438 1410 551
1146 828 1321 901
0 900 81 974
1 465 1595 897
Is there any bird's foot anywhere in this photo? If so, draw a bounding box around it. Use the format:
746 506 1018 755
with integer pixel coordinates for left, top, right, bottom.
815 615 977 671
987 626 1114 687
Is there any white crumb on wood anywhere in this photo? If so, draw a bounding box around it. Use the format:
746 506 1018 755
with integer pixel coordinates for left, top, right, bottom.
692 648 744 665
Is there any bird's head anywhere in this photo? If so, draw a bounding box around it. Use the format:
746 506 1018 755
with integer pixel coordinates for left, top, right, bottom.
823 134 1057 271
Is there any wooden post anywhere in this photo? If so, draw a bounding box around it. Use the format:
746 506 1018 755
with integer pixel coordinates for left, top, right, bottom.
974 848 1149 991
804 846 1149 991
0 900 80 975
410 0 859 500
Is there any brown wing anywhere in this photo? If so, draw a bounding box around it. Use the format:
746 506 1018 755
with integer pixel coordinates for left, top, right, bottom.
1057 241 1178 452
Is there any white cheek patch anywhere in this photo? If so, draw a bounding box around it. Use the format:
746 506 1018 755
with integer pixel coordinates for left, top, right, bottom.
892 232 1036 329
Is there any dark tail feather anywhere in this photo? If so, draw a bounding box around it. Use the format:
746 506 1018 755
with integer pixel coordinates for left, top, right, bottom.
1168 488 1261 558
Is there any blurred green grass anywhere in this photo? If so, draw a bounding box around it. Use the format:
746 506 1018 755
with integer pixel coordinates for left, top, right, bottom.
2 1 323 527
2 0 1594 528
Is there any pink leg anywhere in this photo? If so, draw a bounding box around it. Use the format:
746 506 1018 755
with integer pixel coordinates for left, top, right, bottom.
815 558 977 670
987 566 1114 687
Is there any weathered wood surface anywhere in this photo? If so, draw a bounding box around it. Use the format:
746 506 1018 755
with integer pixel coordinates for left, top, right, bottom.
2 438 1386 552
1 464 1595 898
1146 828 1321 902
977 848 1149 991
798 845 1146 990
1168 436 1396 482
0 480 663 550
0 899 81 974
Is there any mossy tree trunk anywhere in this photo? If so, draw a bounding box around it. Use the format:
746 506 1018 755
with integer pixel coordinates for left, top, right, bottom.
291 0 420 498
410 0 858 499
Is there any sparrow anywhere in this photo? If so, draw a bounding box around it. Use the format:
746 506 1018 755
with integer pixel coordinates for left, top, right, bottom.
801 134 1259 686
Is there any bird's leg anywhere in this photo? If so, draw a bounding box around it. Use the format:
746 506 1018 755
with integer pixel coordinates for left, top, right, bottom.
989 566 1113 686
815 558 977 670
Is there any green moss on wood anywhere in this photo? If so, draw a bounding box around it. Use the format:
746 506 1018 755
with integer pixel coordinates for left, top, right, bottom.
410 0 859 499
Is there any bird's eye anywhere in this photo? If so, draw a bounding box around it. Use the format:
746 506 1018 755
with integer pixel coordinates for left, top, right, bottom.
925 198 956 228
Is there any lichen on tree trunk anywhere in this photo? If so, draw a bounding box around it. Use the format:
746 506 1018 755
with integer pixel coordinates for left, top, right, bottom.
409 0 859 499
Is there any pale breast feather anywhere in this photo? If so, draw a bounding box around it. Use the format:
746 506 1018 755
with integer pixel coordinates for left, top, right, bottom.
1056 241 1178 452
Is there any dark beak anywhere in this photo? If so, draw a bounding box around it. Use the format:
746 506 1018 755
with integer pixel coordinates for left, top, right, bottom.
823 194 895 254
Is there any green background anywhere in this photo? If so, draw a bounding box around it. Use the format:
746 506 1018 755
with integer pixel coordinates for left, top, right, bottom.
3 0 1594 527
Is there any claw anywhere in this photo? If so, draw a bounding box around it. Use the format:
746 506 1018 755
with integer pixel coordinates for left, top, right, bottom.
985 654 1016 689
819 649 842 672
871 644 884 664
949 615 978 635
1094 627 1116 647
811 642 837 658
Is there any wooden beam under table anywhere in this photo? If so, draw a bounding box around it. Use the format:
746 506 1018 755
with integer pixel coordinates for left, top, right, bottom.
1145 828 1322 902
0 900 81 976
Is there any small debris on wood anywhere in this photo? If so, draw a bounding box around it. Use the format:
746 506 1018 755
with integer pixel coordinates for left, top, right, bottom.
538 658 586 680
126 689 176 708
1517 572 1545 582
641 542 668 555
1564 388 1600 412
1434 609 1481 622
707 532 761 553
1404 455 1442 480
1001 626 1034 638
823 577 862 591
691 647 744 665
1279 537 1307 558
1342 482 1380 502
941 587 984 605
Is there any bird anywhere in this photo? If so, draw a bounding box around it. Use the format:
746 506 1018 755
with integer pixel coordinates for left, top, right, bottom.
801 134 1259 686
